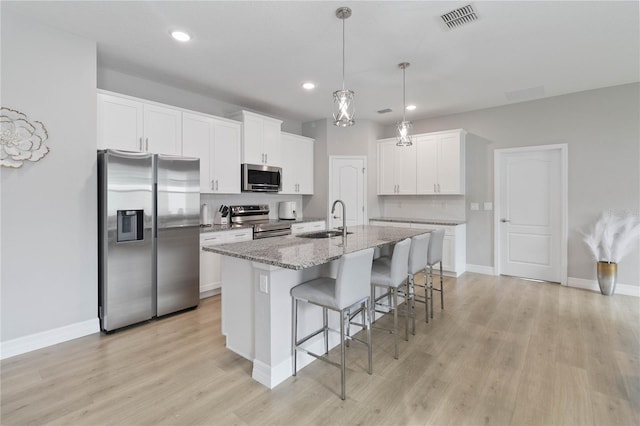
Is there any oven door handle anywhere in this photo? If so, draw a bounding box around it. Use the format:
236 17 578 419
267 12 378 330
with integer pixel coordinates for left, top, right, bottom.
254 229 291 239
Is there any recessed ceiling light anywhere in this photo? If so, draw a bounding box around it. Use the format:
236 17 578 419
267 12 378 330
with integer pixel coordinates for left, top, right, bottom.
406 105 417 111
302 82 316 90
170 30 191 42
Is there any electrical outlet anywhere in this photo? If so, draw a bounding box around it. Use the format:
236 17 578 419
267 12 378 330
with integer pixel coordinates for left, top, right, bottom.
470 202 479 211
484 202 493 211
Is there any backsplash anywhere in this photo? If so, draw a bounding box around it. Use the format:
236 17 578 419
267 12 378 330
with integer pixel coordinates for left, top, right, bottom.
200 193 304 222
380 195 466 221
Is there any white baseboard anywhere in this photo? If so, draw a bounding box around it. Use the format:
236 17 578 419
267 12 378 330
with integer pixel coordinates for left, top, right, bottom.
466 264 496 276
0 318 100 360
567 277 640 297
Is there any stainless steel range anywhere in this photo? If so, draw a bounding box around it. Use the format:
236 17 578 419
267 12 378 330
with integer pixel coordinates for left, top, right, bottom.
230 204 292 239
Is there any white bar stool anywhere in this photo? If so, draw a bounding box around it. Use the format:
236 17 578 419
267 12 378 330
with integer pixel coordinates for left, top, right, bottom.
370 238 411 359
407 233 431 333
290 248 375 400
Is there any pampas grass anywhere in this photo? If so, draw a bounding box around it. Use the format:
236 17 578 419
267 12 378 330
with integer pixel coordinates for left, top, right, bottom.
582 211 640 263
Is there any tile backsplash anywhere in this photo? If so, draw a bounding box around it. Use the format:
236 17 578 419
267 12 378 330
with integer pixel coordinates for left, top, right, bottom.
200 193 304 222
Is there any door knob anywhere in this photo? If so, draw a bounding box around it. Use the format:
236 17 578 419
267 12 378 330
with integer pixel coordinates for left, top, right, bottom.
501 219 510 223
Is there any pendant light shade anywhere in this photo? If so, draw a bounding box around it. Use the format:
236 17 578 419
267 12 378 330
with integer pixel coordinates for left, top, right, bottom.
396 62 412 146
333 7 355 127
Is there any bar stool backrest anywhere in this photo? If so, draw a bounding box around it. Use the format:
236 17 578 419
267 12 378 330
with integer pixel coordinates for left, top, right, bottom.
427 229 445 266
408 233 430 275
389 238 412 287
335 248 375 308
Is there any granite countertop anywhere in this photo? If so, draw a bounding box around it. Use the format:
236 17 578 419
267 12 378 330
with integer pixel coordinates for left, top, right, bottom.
200 217 327 234
203 225 431 270
370 217 466 226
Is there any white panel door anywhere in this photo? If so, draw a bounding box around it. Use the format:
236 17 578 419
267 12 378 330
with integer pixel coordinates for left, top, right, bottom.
416 135 438 194
330 157 365 228
97 93 143 151
242 114 263 164
182 112 213 193
396 142 417 194
262 119 282 167
499 149 561 282
297 138 314 194
437 133 462 194
377 141 397 194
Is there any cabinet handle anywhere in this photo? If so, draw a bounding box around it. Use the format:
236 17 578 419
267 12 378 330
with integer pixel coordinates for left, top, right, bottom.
203 237 218 241
234 233 247 237
211 180 215 190
437 183 441 192
139 137 143 151
145 138 149 152
215 180 219 191
265 153 268 163
434 183 437 193
262 153 265 163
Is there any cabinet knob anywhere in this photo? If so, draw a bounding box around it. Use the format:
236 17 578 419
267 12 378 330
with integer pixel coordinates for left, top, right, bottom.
501 219 511 223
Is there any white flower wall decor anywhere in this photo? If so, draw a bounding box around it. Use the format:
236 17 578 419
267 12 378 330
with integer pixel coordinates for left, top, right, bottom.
1 107 50 168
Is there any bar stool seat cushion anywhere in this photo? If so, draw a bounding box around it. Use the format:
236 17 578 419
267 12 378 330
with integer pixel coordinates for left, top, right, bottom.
291 277 341 310
371 257 393 286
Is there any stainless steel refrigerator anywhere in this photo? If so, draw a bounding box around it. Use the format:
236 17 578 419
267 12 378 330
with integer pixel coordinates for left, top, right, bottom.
98 149 200 332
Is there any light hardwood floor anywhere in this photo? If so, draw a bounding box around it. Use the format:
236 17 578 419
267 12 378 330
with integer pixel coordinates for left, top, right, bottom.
2 273 639 425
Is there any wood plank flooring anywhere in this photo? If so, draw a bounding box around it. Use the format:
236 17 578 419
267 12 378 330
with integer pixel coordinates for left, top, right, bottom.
2 273 639 425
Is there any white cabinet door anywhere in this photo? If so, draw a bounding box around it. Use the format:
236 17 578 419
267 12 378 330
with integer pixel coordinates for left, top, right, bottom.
396 142 417 194
437 132 464 194
143 104 182 155
97 93 143 151
182 112 214 193
441 235 455 272
377 140 398 195
281 133 314 194
200 233 225 295
416 135 439 194
212 119 241 194
262 119 282 167
242 114 263 165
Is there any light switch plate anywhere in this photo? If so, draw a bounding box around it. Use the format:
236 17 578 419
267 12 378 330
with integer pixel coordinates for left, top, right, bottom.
470 202 480 211
484 202 493 211
259 275 269 293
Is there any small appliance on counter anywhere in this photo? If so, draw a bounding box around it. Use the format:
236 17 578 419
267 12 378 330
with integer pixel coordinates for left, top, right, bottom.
214 204 229 225
200 203 212 227
278 201 297 220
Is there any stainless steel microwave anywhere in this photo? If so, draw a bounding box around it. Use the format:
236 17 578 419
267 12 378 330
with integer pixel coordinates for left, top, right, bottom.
241 163 282 192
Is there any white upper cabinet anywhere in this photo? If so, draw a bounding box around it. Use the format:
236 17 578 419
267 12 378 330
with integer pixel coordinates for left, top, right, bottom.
416 129 466 194
377 139 417 195
229 110 283 167
377 129 466 195
280 132 314 194
182 112 241 194
97 91 181 155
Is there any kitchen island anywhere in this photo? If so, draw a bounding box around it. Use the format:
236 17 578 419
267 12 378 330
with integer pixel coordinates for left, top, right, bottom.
203 225 431 388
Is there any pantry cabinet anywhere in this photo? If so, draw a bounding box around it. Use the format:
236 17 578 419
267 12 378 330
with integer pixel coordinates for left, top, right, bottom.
230 110 282 167
280 132 314 194
376 129 466 195
182 112 241 194
377 139 417 195
97 91 181 155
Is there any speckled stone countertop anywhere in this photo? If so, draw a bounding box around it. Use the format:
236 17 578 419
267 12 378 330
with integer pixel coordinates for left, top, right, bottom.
203 225 431 270
199 217 326 234
370 217 466 226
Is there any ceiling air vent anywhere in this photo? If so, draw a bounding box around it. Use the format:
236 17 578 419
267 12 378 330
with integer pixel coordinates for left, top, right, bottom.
441 4 478 29
377 108 392 114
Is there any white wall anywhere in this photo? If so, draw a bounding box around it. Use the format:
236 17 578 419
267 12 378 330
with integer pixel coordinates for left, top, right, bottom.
98 68 303 134
1 10 98 343
381 83 640 286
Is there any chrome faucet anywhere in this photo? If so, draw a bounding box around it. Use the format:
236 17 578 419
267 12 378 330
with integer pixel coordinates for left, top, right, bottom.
331 199 347 239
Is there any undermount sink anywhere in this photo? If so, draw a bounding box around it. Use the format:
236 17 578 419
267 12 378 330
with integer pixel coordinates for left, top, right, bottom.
297 230 353 239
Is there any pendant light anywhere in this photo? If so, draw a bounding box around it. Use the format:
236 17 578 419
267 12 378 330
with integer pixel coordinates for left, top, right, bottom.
396 62 413 146
333 7 355 127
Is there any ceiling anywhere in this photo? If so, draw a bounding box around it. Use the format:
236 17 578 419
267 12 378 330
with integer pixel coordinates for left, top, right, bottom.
4 1 639 125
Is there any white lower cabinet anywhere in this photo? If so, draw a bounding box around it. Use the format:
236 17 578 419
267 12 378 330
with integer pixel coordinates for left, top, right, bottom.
369 220 466 277
200 228 253 298
291 221 326 235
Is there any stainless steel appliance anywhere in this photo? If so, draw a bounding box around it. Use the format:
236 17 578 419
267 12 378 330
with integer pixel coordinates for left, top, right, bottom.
98 149 200 332
230 204 292 239
278 201 297 220
241 163 282 192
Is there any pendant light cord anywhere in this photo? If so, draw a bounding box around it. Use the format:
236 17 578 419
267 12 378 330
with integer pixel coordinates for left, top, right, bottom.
402 66 406 122
342 16 346 91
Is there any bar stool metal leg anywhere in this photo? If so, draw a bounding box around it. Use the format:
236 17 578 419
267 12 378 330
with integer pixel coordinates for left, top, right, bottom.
393 288 399 359
323 307 329 354
440 262 444 310
366 299 373 374
292 297 298 376
430 265 434 319
340 310 347 400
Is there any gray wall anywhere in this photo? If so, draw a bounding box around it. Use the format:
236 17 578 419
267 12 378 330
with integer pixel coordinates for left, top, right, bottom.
381 83 640 285
1 10 98 341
